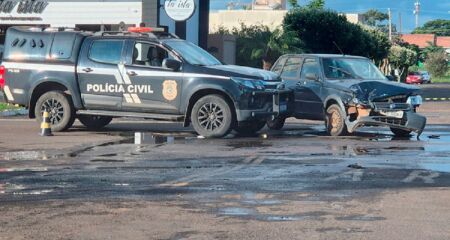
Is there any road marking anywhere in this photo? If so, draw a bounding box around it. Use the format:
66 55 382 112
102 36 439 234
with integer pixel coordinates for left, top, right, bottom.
402 170 440 184
325 169 364 182
159 155 262 187
424 97 450 101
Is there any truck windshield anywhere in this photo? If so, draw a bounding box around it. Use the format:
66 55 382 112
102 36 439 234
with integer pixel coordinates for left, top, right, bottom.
322 58 386 80
165 40 221 66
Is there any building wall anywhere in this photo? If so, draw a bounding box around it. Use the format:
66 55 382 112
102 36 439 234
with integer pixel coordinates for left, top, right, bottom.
209 10 365 32
142 0 158 27
209 10 288 32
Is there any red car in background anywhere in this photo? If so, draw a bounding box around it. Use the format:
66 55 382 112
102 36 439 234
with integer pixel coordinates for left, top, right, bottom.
406 72 424 84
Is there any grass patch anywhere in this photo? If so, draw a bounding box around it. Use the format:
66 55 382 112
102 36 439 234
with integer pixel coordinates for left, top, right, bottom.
0 103 20 111
431 70 450 83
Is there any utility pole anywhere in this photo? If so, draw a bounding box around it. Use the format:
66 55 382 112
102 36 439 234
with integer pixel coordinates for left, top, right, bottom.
388 8 392 41
399 12 402 34
414 0 420 28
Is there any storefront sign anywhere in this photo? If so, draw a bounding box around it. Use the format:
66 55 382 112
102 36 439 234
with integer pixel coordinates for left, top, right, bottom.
0 0 48 14
164 0 195 22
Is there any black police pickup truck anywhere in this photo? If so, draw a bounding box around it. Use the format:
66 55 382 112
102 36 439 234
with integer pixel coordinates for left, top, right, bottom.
0 27 288 138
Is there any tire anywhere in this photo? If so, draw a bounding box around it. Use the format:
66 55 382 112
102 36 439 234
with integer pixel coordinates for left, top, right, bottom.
325 104 348 136
390 127 412 137
266 117 286 130
234 121 266 135
191 94 234 138
78 115 113 130
35 91 75 132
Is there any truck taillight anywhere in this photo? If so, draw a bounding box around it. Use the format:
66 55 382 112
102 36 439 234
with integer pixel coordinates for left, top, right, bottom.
0 65 5 89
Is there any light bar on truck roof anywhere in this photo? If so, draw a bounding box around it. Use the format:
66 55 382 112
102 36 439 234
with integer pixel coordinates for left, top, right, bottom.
127 27 165 33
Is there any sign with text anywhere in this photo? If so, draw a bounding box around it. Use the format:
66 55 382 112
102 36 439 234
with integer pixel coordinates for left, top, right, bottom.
0 0 48 14
164 0 195 22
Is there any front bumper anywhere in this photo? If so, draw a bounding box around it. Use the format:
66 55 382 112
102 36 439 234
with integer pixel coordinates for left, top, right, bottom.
236 89 291 122
346 111 427 136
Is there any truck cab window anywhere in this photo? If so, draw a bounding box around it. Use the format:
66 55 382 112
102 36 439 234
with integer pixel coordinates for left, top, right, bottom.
89 40 124 64
132 42 174 68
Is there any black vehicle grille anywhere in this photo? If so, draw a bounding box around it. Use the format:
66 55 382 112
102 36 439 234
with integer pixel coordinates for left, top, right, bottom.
372 116 407 126
373 102 411 111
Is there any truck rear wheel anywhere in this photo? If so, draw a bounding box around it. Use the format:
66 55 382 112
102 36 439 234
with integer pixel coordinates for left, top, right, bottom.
191 94 233 138
35 91 75 132
78 115 112 130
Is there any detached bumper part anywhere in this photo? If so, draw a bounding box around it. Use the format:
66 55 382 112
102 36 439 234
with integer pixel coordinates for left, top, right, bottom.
346 111 427 136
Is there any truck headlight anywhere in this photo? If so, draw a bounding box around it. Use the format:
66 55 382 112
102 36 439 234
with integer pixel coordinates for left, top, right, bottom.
231 77 265 90
407 95 423 106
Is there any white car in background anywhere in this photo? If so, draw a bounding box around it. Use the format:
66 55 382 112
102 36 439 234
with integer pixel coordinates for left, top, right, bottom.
420 71 431 84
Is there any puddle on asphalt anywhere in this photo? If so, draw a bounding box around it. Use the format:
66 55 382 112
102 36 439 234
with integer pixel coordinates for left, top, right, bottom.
219 207 254 216
227 141 272 149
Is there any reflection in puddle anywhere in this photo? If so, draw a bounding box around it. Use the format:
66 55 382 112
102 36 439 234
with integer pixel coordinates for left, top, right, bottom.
219 207 254 216
227 141 272 149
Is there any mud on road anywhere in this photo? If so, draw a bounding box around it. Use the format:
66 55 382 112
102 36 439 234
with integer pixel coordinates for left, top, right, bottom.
1 111 450 239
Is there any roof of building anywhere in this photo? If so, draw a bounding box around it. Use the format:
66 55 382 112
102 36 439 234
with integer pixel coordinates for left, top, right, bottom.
401 34 436 48
436 36 450 48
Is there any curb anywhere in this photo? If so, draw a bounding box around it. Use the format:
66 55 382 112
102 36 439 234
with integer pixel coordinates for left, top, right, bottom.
0 108 28 117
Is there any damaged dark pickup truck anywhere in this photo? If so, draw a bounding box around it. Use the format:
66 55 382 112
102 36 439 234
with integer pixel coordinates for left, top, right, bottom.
269 54 426 137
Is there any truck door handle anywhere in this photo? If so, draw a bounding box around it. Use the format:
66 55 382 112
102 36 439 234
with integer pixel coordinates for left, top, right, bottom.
127 71 137 76
82 68 93 73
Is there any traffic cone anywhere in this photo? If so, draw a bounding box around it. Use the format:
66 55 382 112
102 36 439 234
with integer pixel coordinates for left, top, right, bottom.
40 110 53 136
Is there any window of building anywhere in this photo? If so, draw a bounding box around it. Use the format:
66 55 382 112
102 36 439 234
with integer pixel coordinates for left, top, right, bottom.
89 40 124 64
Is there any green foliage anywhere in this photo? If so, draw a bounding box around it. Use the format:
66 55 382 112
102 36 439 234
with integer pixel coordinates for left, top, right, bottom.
388 45 418 82
283 8 390 63
306 0 325 10
412 19 450 36
362 9 388 26
421 42 445 60
425 50 448 78
211 24 303 68
287 0 299 8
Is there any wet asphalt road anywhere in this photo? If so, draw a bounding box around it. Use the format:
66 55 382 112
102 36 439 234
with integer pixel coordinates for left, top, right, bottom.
1 102 450 239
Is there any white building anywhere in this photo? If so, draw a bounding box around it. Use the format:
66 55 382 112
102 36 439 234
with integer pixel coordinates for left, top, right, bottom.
0 0 210 48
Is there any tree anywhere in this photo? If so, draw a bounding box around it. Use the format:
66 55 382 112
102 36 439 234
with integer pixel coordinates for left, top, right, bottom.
287 0 299 8
412 19 450 36
283 8 390 63
362 9 388 27
425 50 448 78
388 45 417 82
306 0 325 9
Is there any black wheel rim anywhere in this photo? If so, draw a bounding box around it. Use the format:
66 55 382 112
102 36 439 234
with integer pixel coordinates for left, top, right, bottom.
41 98 64 125
197 102 224 131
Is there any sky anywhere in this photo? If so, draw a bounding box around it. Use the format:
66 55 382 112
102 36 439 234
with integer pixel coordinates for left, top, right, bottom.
210 0 450 33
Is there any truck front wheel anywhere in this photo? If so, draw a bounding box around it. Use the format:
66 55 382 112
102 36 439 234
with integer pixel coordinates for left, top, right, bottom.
34 91 75 132
191 94 233 138
267 117 286 130
78 115 113 130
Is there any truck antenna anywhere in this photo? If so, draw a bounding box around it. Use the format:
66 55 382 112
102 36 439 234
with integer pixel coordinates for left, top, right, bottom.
332 41 345 56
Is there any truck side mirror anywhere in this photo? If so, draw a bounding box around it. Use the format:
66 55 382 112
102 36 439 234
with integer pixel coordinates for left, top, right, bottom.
163 58 181 71
305 73 319 81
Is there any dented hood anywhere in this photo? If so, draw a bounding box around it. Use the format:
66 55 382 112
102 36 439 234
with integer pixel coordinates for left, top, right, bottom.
330 79 421 102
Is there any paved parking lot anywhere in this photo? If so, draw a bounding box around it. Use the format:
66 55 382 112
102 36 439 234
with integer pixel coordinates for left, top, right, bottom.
1 102 450 240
